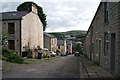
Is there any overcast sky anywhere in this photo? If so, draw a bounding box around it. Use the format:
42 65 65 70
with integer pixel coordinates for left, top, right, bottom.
0 0 101 32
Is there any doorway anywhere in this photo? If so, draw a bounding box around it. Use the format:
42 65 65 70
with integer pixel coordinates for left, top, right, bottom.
8 40 15 50
110 33 116 72
98 40 101 65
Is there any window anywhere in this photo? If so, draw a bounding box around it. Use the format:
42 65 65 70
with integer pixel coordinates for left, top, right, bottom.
51 39 54 45
58 46 60 49
67 46 68 49
96 40 98 54
104 2 109 23
8 23 15 34
104 32 109 56
8 40 15 50
53 39 54 45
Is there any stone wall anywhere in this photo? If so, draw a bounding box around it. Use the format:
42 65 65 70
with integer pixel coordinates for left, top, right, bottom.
44 34 51 51
44 34 57 52
51 38 57 52
66 44 72 53
118 1 120 77
21 12 43 51
2 20 21 54
83 2 120 77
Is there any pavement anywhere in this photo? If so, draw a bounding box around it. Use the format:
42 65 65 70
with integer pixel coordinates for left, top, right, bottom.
80 55 114 79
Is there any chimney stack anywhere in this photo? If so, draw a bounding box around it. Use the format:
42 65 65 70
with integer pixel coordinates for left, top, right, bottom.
31 3 37 14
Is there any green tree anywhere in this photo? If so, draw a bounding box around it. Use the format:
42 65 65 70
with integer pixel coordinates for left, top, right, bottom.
76 43 80 51
76 43 83 55
17 1 47 31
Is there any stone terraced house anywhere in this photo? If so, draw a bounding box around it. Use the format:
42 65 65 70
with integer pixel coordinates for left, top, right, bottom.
83 2 120 77
57 39 72 54
1 3 43 55
44 32 57 52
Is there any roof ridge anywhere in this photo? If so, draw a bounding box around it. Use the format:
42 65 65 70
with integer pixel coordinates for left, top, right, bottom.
44 32 56 38
0 11 28 14
0 11 29 20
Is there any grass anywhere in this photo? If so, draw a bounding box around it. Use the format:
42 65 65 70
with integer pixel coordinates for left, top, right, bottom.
49 30 87 40
2 68 11 72
22 56 60 64
42 56 60 61
22 61 30 64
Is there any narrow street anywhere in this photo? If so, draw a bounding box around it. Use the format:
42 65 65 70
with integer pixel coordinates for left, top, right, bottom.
2 54 114 79
3 55 83 78
1 1 120 78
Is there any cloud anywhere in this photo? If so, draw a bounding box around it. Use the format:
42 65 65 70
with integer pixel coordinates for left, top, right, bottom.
0 0 101 32
44 1 100 32
1 2 20 12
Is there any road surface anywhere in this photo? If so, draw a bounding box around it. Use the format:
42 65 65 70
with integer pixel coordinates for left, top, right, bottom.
3 55 84 78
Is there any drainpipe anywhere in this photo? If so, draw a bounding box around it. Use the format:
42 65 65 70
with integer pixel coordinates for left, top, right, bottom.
19 19 22 56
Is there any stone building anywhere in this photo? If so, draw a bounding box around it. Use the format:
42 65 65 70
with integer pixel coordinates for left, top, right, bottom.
1 3 43 55
66 40 72 54
57 39 72 54
57 40 66 53
83 2 120 77
44 32 57 52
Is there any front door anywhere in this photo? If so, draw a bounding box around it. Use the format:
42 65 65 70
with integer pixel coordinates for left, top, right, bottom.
110 33 115 72
8 40 15 50
98 40 101 65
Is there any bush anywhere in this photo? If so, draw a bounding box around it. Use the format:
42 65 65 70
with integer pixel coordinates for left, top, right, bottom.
76 43 83 55
79 49 83 55
37 48 42 50
2 56 8 61
42 54 48 58
2 48 25 64
42 53 50 58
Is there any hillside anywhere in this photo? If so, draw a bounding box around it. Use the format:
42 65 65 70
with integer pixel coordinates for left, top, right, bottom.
48 30 87 40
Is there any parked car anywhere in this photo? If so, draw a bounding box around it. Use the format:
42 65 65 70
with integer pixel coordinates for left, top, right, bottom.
69 53 72 55
61 52 67 56
74 52 80 56
43 48 48 51
66 51 69 55
66 52 72 55
50 52 56 57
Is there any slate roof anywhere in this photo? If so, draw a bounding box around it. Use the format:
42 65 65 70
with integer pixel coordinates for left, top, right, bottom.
57 40 72 46
0 11 28 20
66 40 72 45
57 40 64 46
44 32 56 38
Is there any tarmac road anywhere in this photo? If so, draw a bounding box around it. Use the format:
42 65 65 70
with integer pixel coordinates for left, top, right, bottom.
2 55 81 78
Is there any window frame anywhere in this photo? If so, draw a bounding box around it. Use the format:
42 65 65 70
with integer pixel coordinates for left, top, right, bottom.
104 32 109 56
8 23 15 34
104 2 109 23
